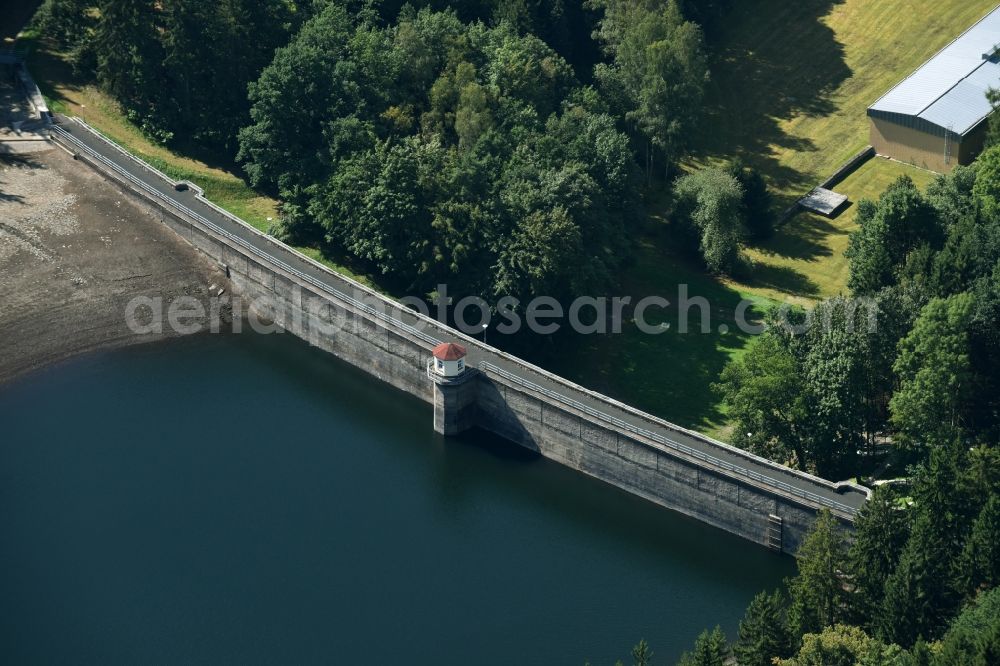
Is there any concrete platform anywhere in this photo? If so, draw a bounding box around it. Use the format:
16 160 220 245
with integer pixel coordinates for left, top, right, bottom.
1 76 50 153
799 186 848 216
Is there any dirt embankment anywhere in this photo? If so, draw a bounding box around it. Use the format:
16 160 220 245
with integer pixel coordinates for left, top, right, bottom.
0 145 233 384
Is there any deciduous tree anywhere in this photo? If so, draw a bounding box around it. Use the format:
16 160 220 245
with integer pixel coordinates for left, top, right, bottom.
673 167 746 274
846 177 942 295
716 332 807 467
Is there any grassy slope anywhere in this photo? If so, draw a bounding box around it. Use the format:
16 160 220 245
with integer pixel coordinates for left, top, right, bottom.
689 0 995 302
737 158 937 304
547 232 776 440
562 0 991 436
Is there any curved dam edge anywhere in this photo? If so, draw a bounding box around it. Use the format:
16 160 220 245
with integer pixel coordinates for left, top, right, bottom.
50 116 869 554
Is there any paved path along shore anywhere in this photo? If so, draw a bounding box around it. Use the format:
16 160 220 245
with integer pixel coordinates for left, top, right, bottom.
52 117 869 517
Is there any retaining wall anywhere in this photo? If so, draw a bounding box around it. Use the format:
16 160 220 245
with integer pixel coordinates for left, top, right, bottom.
820 145 876 189
70 147 436 404
476 367 836 552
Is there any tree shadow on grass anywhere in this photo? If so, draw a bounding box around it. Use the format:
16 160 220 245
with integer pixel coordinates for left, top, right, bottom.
536 233 770 435
691 0 852 193
27 40 247 176
22 40 77 115
744 262 821 299
754 208 846 262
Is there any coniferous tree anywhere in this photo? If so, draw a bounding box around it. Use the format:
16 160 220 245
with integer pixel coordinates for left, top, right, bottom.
92 0 166 131
677 626 727 666
877 446 970 645
787 510 849 643
631 639 652 666
847 486 911 631
734 589 791 666
31 0 93 48
933 586 1000 664
958 494 1000 598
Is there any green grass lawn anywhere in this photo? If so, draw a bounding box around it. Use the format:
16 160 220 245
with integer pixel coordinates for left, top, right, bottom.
546 158 936 438
739 158 939 303
682 0 995 303
546 225 778 440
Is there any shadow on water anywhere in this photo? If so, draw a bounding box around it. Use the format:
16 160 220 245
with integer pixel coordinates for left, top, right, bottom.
443 426 791 577
226 332 789 576
0 331 795 665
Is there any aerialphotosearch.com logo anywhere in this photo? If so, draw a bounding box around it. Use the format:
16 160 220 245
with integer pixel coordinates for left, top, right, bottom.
124 283 879 341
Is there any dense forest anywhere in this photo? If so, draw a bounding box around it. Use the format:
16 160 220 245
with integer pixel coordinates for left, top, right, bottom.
718 148 1000 479
29 0 769 301
32 0 765 300
27 1 1000 662
642 438 1000 666
668 132 1000 663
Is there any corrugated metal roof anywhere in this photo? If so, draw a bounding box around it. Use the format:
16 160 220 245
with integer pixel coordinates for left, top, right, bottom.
868 5 1000 136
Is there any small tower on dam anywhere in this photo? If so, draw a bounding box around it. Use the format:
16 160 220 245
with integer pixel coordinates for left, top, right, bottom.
429 342 478 436
431 342 467 377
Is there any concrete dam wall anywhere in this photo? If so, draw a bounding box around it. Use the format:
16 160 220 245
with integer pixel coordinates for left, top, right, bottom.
51 118 869 555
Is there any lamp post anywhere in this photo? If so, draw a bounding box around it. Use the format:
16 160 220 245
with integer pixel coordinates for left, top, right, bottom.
481 323 488 346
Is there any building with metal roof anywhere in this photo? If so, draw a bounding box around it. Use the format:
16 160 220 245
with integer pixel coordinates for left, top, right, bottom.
867 5 1000 172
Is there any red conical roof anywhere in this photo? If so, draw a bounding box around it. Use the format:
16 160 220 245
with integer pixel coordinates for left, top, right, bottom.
432 342 467 361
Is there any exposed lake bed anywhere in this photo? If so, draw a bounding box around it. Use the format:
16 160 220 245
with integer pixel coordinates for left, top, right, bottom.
0 146 231 386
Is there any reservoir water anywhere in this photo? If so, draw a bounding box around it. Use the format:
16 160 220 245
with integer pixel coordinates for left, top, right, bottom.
0 332 793 664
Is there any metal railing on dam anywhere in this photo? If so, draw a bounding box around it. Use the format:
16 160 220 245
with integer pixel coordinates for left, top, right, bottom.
50 123 442 349
49 117 868 526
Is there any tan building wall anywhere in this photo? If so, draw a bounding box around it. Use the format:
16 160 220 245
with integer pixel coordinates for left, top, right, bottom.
869 117 990 173
870 117 951 172
958 121 988 165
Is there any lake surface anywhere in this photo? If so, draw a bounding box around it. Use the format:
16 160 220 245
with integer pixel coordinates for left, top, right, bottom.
0 331 793 665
